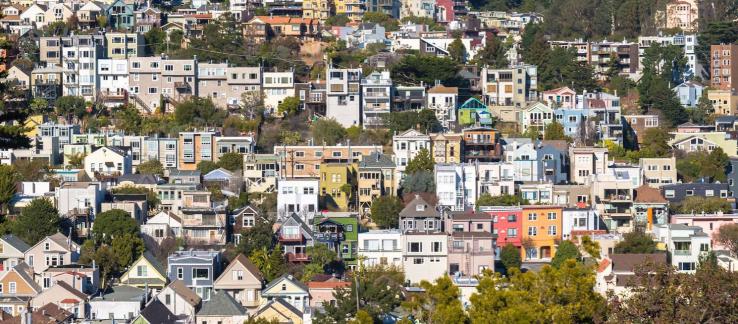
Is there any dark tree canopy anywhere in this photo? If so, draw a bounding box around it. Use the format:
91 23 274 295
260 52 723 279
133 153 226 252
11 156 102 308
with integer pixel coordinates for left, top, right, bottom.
12 198 60 245
92 209 140 244
370 196 404 229
614 230 658 254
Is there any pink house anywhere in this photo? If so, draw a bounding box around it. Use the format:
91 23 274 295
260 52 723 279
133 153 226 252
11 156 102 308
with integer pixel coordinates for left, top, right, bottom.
542 87 576 109
446 211 495 276
307 278 350 308
671 212 738 249
435 0 454 23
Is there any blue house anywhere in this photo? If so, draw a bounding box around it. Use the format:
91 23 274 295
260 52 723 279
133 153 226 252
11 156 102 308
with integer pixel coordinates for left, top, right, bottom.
107 0 136 31
458 97 492 126
672 81 704 108
554 108 587 138
167 250 221 301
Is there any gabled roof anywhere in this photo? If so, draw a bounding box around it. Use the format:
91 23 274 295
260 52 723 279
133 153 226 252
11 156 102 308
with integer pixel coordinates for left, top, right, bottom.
138 299 177 324
634 184 668 204
28 233 77 254
280 213 313 239
117 174 160 185
395 128 428 138
0 263 41 294
196 290 246 316
427 84 458 94
140 251 167 278
1 234 30 253
459 97 487 110
203 168 235 180
263 274 309 295
399 195 439 218
48 281 87 302
166 280 201 307
542 86 575 95
146 211 182 226
216 254 263 284
359 152 395 169
254 297 303 319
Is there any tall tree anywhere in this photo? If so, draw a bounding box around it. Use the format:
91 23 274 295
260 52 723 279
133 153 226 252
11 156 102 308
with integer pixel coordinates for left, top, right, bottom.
447 38 466 63
551 240 581 268
402 276 467 323
237 219 274 256
500 243 522 271
92 209 140 244
716 223 738 257
217 152 244 172
543 120 567 140
311 119 346 146
391 56 464 87
370 196 403 229
614 230 657 254
136 159 164 176
112 233 145 268
0 166 18 214
401 171 436 194
55 96 87 122
405 149 434 173
13 198 60 245
173 97 227 129
197 161 219 174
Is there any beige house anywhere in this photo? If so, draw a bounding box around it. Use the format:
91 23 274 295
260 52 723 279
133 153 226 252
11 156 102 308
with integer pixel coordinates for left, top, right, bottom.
30 281 87 319
4 65 31 89
128 56 195 113
260 274 310 314
194 290 248 324
0 263 41 316
155 279 201 320
197 64 261 108
0 234 30 271
253 298 304 324
24 233 80 275
43 3 73 26
213 254 263 310
105 32 144 59
664 0 698 32
708 89 738 116
120 252 168 291
639 157 676 188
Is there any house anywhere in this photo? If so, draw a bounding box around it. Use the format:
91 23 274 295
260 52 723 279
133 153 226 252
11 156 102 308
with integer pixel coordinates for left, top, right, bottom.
661 182 730 203
276 213 315 263
358 229 403 268
243 16 320 42
307 277 351 308
427 84 458 130
6 303 74 323
83 146 133 180
24 233 80 275
155 280 201 320
664 0 698 32
357 152 396 214
399 195 443 232
230 205 263 244
393 129 431 185
252 298 304 324
243 153 279 194
261 274 310 314
30 281 87 319
653 224 710 273
672 81 704 108
55 182 104 217
462 127 502 163
457 97 492 126
435 163 478 211
179 195 227 247
213 254 263 310
639 157 677 188
480 206 523 257
361 71 393 128
40 264 99 295
77 1 106 29
521 205 563 260
430 133 463 164
542 87 576 109
276 178 319 221
169 169 201 185
446 211 495 277
120 252 168 291
325 68 362 127
4 65 31 89
274 145 381 178
318 163 355 211
481 65 538 107
261 71 295 116
20 4 46 27
632 184 669 231
568 146 609 184
134 299 178 324
402 232 449 284
88 285 146 321
106 0 135 31
562 208 603 241
597 253 668 295
166 250 221 301
43 4 72 27
195 290 248 324
0 264 41 316
101 194 148 225
669 131 738 156
708 89 738 116
0 235 30 271
141 211 182 242
521 102 555 132
313 215 359 268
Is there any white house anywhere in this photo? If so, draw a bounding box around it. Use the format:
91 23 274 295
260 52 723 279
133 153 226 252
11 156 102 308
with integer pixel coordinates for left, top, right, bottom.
20 4 46 27
325 68 362 127
521 101 555 132
89 285 146 321
83 146 133 180
562 208 602 240
262 71 295 115
402 232 448 284
392 129 431 188
141 211 182 242
55 182 104 216
277 178 319 222
358 229 403 268
476 162 515 197
97 59 130 108
435 163 477 211
427 85 458 130
653 224 711 273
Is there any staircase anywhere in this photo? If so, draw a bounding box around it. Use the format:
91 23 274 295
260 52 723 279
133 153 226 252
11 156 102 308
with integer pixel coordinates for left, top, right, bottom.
129 94 153 114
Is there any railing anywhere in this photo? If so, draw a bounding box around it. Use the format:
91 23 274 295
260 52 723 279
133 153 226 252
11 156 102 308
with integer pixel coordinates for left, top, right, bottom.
314 232 344 241
673 250 692 256
279 234 304 241
287 253 310 262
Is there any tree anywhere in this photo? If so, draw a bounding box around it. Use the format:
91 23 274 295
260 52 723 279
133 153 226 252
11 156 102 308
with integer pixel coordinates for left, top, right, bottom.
472 35 509 68
29 98 49 113
113 106 143 134
197 161 219 175
65 153 86 169
671 196 732 214
217 152 243 172
325 14 350 26
447 38 466 63
677 148 730 182
13 159 49 181
173 97 227 129
12 198 60 245
401 171 435 193
250 244 286 281
55 96 87 122
92 209 139 244
93 245 118 287
543 120 567 140
469 260 606 323
405 149 434 174
476 194 528 207
614 230 657 254
391 55 464 87
382 110 441 134
137 159 164 176
112 233 145 268
370 196 403 229
716 223 738 257
0 166 18 214
311 119 346 145
402 276 467 324
551 240 581 268
580 235 601 259
499 244 522 271
277 96 300 116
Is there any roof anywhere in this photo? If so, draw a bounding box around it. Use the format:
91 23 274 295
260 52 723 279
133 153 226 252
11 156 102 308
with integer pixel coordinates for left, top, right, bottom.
52 281 87 302
399 195 440 218
234 254 263 281
597 258 611 273
427 84 459 94
141 251 167 277
139 299 177 324
166 280 201 306
358 152 395 169
251 15 315 25
0 303 72 324
610 253 667 272
264 274 309 294
307 279 351 289
254 298 303 318
92 285 145 302
197 290 246 316
634 184 667 203
117 174 160 185
168 169 201 177
1 234 30 253
449 211 489 220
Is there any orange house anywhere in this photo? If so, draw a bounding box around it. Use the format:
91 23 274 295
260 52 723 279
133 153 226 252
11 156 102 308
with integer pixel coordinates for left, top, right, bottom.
0 264 41 316
521 205 563 260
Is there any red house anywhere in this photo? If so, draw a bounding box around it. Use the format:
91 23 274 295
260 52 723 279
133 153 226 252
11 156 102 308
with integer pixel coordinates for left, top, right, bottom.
481 206 523 255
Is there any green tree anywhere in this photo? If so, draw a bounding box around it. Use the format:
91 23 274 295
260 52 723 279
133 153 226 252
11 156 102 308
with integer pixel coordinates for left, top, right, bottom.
551 240 581 268
499 243 522 271
401 171 435 193
325 14 350 26
580 235 601 259
543 120 567 140
677 148 730 182
217 152 243 172
277 96 300 116
29 98 49 113
671 196 732 214
197 161 219 174
369 196 403 229
311 119 347 145
92 209 139 244
250 244 286 281
136 159 164 176
93 245 118 286
405 149 434 174
614 230 657 254
301 263 325 282
55 96 87 122
13 159 48 181
382 110 441 133
12 198 59 245
112 233 145 268
113 106 143 134
447 38 466 63
472 35 509 68
237 220 274 256
716 223 738 257
476 194 528 206
173 97 227 129
0 166 18 213
65 152 86 169
391 55 464 87
402 276 467 323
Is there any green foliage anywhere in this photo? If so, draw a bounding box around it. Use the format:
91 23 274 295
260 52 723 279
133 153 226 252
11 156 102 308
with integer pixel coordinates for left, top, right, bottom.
136 159 164 176
311 119 347 145
472 36 509 68
697 22 738 80
111 185 160 210
551 240 581 268
447 38 466 63
228 192 250 211
676 148 730 182
672 196 733 214
112 233 145 268
362 12 399 31
401 171 435 193
369 196 403 229
580 235 601 259
543 120 567 140
29 98 49 113
12 159 48 181
405 149 434 174
325 14 350 27
12 198 59 245
173 97 227 129
277 96 301 116
113 106 143 134
402 276 467 323
237 219 274 256
65 152 86 169
55 96 87 121
382 109 441 134
716 223 738 257
391 55 464 87
0 165 18 213
476 194 528 207
469 260 606 323
92 209 140 245
400 16 446 31
197 161 219 175
614 230 657 254
500 243 522 271
217 152 243 172
249 244 286 281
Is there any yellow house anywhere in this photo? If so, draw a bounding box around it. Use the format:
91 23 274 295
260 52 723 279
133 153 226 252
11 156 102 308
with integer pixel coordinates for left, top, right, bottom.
707 89 738 115
261 274 310 315
253 298 304 324
119 252 168 290
24 115 47 138
521 205 563 260
303 0 332 22
357 152 396 215
320 162 356 211
334 0 363 21
431 133 463 163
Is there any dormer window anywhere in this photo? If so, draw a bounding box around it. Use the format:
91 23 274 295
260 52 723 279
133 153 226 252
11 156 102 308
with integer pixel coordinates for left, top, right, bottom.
44 243 50 251
416 204 425 212
281 284 287 291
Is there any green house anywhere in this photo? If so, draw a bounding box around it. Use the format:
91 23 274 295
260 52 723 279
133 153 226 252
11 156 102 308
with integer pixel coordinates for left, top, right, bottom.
313 215 360 267
458 97 493 126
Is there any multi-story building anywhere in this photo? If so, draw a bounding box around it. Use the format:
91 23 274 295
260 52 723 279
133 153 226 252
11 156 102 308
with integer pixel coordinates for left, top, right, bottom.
549 39 639 79
335 0 364 20
358 229 402 267
143 137 178 169
197 64 261 108
653 223 709 273
361 71 392 128
275 213 315 263
277 178 319 221
262 71 295 115
325 68 362 127
400 0 435 19
128 57 197 113
393 129 431 184
661 182 730 203
97 59 130 108
318 163 355 211
366 0 399 18
178 130 216 171
638 34 702 79
623 114 660 145
399 195 443 232
427 85 458 130
462 126 501 163
430 133 463 164
639 157 677 188
180 191 228 246
476 162 515 196
711 44 738 92
105 32 144 59
402 232 448 284
664 0 698 32
480 64 537 107
632 184 669 231
225 66 262 108
708 89 738 115
446 211 495 277
569 146 609 184
561 208 602 240
435 163 477 211
357 152 396 214
591 165 642 233
58 35 105 101
313 214 359 267
275 145 382 178
521 205 563 260
167 250 221 301
243 153 279 193
31 65 63 102
302 0 332 22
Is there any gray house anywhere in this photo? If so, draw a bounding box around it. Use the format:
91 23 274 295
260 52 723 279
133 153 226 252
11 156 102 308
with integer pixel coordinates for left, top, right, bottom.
167 250 221 301
661 181 730 203
399 195 443 232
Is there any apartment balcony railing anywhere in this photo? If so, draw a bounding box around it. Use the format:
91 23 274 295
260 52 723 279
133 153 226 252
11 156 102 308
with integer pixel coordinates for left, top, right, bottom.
279 233 304 242
287 253 310 262
314 232 344 241
673 250 692 256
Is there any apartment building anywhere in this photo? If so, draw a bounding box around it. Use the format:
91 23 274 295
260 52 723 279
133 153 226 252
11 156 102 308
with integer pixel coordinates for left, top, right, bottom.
435 163 477 211
263 71 295 115
664 0 698 32
97 59 130 108
105 32 144 59
521 205 563 260
477 162 515 196
276 178 319 221
446 211 495 277
708 89 738 115
393 129 431 182
427 85 458 130
197 64 261 108
178 130 216 171
653 223 709 273
243 153 279 193
326 68 362 127
569 146 609 185
358 229 402 267
357 152 396 214
710 44 738 92
57 35 106 100
549 40 639 79
302 0 332 21
361 71 392 128
481 64 537 107
275 145 382 178
226 66 262 108
143 137 178 169
128 57 197 113
430 133 463 164
590 165 642 233
639 157 677 188
462 126 501 163
402 232 448 284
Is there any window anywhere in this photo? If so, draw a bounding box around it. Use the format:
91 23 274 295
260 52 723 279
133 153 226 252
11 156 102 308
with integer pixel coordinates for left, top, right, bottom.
193 268 209 279
408 242 422 252
9 282 15 294
232 270 244 280
665 190 675 198
678 262 696 271
547 212 557 220
177 267 184 279
528 226 537 236
413 258 424 264
43 277 51 288
431 242 442 252
44 242 50 251
548 225 557 236
507 228 517 237
136 265 147 277
686 190 694 196
706 190 714 197
528 213 537 221
700 243 709 252
507 215 517 222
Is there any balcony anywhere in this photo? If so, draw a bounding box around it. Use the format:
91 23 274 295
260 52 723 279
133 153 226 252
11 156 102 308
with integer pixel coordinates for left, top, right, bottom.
314 232 344 241
673 250 691 256
279 233 304 242
287 253 310 262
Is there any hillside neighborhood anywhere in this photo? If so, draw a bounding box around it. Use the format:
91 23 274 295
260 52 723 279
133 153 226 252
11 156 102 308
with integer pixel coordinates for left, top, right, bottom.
0 0 736 322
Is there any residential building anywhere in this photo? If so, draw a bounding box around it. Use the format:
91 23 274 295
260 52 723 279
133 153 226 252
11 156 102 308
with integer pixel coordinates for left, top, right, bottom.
669 131 738 156
55 182 104 216
569 146 609 184
143 137 178 169
708 89 738 115
361 71 392 128
623 114 660 145
661 182 730 203
303 0 332 21
261 274 310 314
29 281 86 320
275 145 382 178
88 285 146 322
252 298 305 324
435 163 477 211
549 39 639 79
480 64 538 107
325 68 362 127
156 280 201 320
653 224 710 273
0 264 40 316
427 85 459 130
262 71 295 115
638 34 702 79
120 252 168 291
542 86 576 108
393 129 431 185
357 152 396 214
358 229 403 267
590 164 642 232
308 278 351 308
83 146 133 180
213 254 264 310
393 84 425 110
97 59 130 108
597 253 668 295
195 290 249 324
178 130 216 171
105 32 144 59
31 65 63 102
24 233 80 275
313 215 359 267
276 213 315 263
128 57 196 113
319 163 355 211
672 80 704 107
166 250 221 301
640 157 677 188
476 162 515 197
56 35 105 101
243 154 279 194
521 205 563 260
632 184 669 231
0 235 30 271
457 97 493 126
180 191 227 246
277 178 319 221
520 101 554 132
664 0 698 32
711 44 738 92
402 232 448 284
430 133 463 164
562 208 602 240
399 194 443 232
230 206 263 244
446 211 495 276
462 126 501 163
